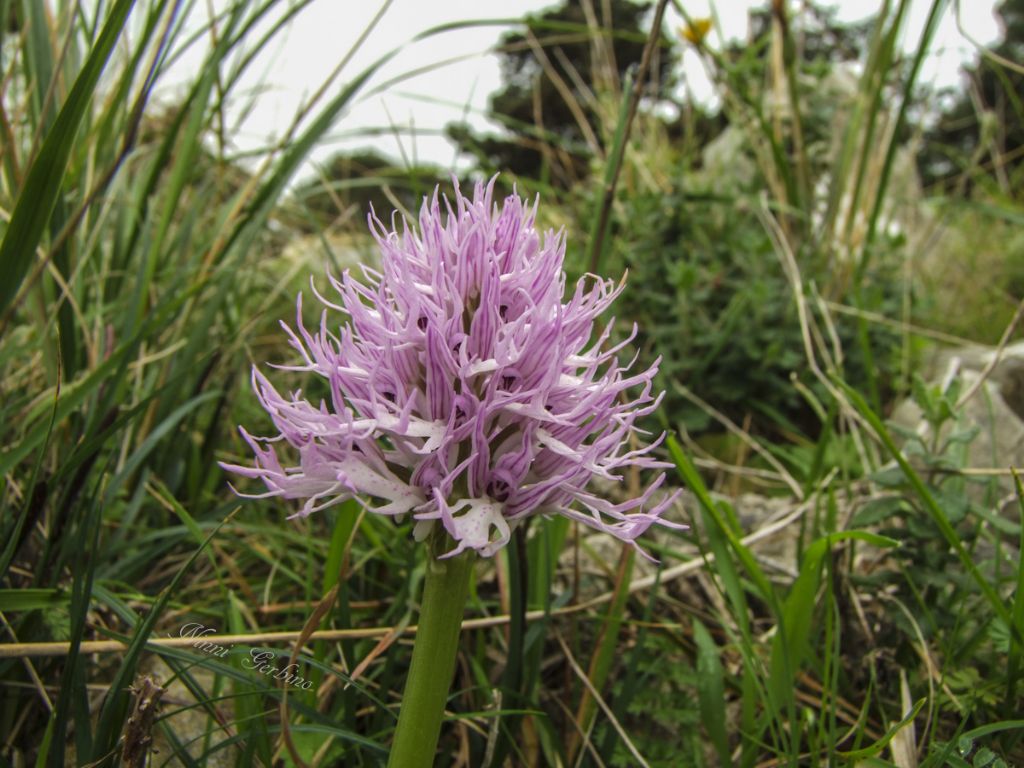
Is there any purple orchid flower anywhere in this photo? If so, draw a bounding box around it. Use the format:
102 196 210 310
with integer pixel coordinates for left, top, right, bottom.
222 178 683 558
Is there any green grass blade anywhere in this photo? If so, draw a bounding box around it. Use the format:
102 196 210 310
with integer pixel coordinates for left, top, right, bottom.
769 531 898 707
857 0 948 279
1 333 134 477
101 391 219 505
226 592 274 767
33 717 54 768
586 68 634 274
48 466 106 768
0 588 66 611
1006 470 1024 711
693 617 730 766
0 341 62 576
667 435 776 605
667 434 786 759
837 698 925 760
0 0 133 314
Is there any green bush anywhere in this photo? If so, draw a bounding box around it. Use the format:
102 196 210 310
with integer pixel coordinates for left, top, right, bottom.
609 175 905 437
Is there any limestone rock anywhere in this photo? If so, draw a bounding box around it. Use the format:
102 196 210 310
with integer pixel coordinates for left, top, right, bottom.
890 342 1024 494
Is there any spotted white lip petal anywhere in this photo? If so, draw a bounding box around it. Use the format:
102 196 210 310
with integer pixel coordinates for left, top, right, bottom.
222 177 684 558
430 493 513 558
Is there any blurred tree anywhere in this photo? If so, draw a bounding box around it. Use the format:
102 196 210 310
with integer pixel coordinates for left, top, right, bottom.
289 149 440 231
918 0 1024 196
744 1 873 66
446 0 677 188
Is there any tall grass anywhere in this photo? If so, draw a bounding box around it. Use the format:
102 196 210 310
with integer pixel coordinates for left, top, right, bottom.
0 2 508 765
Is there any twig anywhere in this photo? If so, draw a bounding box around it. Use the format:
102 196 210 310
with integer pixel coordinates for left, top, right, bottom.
0 612 51 712
672 381 805 500
955 0 1024 76
556 632 650 768
3 495 823 660
524 29 602 156
821 301 979 347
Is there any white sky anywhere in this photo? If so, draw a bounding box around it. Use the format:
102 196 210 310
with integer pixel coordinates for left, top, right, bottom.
163 1 1003 174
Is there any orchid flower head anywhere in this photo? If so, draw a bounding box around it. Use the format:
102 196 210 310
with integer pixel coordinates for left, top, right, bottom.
222 177 683 558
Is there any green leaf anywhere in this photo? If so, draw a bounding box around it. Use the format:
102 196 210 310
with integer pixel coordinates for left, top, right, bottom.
973 747 997 768
851 497 912 528
0 588 66 611
837 378 1022 647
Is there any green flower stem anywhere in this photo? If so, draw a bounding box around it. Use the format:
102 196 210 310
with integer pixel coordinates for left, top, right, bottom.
387 534 475 768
